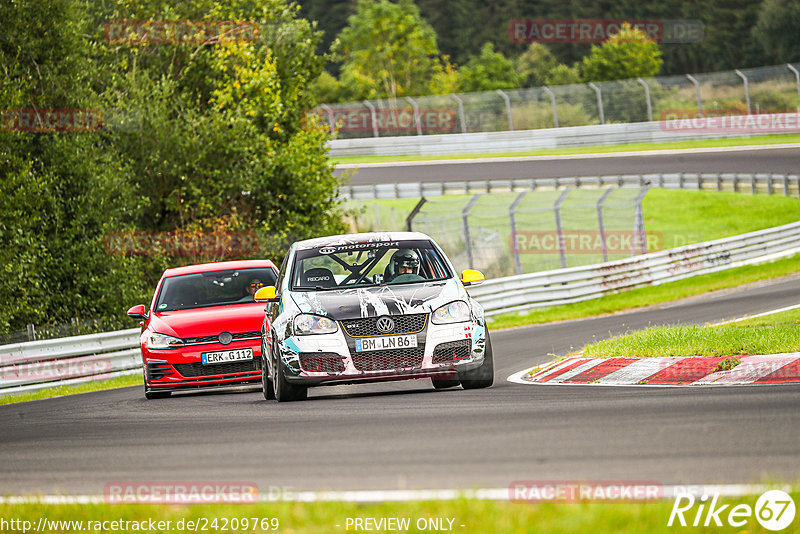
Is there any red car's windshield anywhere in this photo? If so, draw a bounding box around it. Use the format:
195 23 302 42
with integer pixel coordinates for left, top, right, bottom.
154 268 277 311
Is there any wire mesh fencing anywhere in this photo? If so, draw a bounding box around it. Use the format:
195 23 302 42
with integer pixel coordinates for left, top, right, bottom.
310 63 800 139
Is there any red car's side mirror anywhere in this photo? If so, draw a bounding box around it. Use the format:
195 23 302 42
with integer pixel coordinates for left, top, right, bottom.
127 304 147 320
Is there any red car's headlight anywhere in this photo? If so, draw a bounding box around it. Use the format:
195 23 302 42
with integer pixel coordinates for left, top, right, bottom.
146 332 184 349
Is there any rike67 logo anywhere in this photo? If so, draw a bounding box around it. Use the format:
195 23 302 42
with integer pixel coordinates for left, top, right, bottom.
668 490 796 531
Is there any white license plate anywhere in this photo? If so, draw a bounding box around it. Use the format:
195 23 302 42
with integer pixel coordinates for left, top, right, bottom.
355 335 417 352
201 348 253 365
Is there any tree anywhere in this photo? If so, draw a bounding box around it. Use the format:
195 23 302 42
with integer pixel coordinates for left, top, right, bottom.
515 43 580 87
333 0 446 101
458 42 522 93
581 23 663 82
753 0 800 63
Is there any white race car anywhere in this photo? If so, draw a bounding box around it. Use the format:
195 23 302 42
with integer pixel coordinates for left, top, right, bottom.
256 232 494 401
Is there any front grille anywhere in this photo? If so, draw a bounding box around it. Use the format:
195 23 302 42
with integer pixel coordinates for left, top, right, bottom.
299 353 346 373
184 331 261 344
351 347 425 372
174 360 257 377
342 314 427 337
147 362 173 380
432 340 472 364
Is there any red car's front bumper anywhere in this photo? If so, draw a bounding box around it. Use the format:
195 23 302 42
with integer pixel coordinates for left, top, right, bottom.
143 338 262 392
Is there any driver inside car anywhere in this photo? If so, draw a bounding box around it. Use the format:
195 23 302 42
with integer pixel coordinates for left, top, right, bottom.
388 249 425 283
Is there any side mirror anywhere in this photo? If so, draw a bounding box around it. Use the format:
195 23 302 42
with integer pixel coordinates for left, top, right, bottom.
461 269 485 286
127 304 147 319
254 286 279 302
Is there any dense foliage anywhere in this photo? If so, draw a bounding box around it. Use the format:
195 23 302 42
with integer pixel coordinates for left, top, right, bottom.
300 0 800 102
0 0 344 335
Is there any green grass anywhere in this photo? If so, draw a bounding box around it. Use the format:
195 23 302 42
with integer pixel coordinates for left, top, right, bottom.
2 493 796 533
582 324 800 358
331 133 800 164
735 307 800 327
0 374 141 406
488 253 800 330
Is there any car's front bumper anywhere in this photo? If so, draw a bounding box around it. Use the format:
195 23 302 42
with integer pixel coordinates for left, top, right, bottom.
276 317 486 386
142 339 262 390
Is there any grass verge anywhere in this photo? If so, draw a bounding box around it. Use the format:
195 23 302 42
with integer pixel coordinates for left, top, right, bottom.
0 374 141 406
488 253 800 330
582 324 800 358
2 494 796 533
332 133 800 164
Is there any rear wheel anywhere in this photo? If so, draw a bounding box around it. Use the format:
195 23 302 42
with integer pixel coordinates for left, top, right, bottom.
458 330 494 389
261 339 275 400
272 346 307 402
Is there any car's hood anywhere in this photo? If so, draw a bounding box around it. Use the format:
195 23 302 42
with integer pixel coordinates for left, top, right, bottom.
148 303 265 338
290 280 463 320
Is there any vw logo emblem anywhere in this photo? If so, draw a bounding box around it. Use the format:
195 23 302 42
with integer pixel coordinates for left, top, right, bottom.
218 331 233 345
376 316 395 333
319 247 337 255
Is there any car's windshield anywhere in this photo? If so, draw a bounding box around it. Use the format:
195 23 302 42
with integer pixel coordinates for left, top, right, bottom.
154 268 277 311
291 240 451 290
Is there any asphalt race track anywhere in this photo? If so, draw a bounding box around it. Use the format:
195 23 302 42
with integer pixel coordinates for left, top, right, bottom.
335 145 800 186
2 274 799 495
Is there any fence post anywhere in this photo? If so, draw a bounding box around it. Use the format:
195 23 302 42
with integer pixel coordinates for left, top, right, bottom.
27 323 36 342
734 69 751 114
633 187 651 255
362 100 379 137
509 191 528 275
450 94 467 134
596 187 614 263
686 74 703 118
587 82 604 124
554 188 571 269
543 86 559 128
637 78 653 122
405 96 423 135
320 104 337 139
788 64 800 113
405 198 427 231
462 195 481 270
496 89 514 131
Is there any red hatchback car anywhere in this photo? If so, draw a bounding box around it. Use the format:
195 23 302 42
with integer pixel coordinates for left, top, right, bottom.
127 260 278 399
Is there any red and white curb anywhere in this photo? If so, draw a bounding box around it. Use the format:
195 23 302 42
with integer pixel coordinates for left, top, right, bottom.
508 352 800 386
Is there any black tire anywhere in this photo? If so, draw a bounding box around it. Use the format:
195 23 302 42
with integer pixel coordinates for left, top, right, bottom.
458 329 494 389
431 377 460 389
261 339 275 400
143 373 171 399
272 345 307 402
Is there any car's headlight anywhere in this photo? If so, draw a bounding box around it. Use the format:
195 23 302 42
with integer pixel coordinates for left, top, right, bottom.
146 332 184 349
293 314 338 335
432 301 471 324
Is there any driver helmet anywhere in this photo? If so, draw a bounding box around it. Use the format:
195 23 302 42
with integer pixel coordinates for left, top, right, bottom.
392 249 420 275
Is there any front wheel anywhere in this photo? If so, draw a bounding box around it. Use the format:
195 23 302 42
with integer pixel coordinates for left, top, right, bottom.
272 347 307 402
143 372 170 400
458 330 494 389
261 339 275 400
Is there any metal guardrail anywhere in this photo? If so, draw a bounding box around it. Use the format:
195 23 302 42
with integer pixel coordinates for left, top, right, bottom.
340 173 800 200
2 220 799 395
467 221 800 316
0 328 141 395
328 113 800 158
